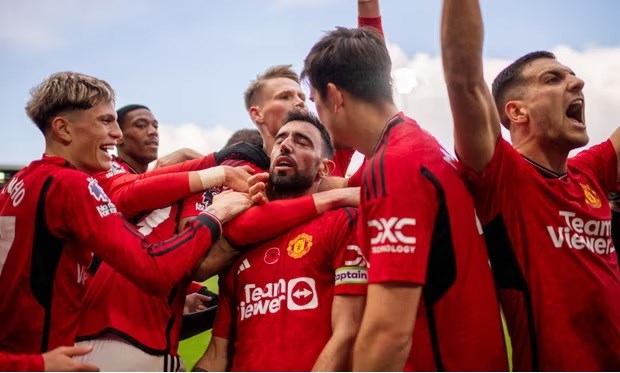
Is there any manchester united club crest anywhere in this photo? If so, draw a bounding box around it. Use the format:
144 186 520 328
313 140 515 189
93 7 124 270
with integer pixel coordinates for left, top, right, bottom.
580 183 601 208
287 233 313 259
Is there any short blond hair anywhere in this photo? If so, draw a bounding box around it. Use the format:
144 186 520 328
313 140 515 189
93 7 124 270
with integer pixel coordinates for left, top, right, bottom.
243 65 300 110
26 71 116 133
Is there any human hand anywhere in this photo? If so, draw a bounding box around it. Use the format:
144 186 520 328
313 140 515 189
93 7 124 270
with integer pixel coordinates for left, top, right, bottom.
42 345 99 372
222 165 254 192
205 190 252 223
184 292 211 314
247 172 270 205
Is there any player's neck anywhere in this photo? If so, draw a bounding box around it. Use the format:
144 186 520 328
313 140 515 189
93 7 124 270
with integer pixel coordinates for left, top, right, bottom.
350 102 400 158
117 152 148 174
514 140 569 175
267 183 318 201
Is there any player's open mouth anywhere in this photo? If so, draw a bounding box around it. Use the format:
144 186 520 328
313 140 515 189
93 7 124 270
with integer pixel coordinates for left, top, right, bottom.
99 144 115 159
274 155 296 171
566 98 585 127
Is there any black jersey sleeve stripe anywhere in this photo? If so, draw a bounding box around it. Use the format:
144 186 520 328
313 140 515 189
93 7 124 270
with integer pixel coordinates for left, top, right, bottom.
30 176 65 352
149 213 221 256
420 166 458 371
483 215 539 371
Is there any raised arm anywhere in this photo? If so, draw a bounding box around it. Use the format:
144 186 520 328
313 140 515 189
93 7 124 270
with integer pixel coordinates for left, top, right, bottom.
313 295 365 371
441 0 501 172
358 0 383 36
609 126 620 181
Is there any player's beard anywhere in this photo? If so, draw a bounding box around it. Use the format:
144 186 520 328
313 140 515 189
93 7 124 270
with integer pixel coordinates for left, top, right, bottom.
266 167 315 201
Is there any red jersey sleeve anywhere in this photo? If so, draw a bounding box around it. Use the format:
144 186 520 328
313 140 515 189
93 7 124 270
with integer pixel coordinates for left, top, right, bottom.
47 173 222 297
187 281 204 294
358 16 384 37
223 195 318 246
459 137 523 225
212 271 234 340
0 352 44 371
331 208 367 295
569 140 618 193
363 152 439 285
95 154 217 219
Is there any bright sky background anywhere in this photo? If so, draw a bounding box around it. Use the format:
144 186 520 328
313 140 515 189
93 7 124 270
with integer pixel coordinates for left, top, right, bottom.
1 0 619 170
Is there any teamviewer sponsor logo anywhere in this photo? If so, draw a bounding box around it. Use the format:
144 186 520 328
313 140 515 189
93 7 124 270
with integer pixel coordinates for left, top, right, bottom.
368 217 416 254
239 277 318 320
547 210 615 255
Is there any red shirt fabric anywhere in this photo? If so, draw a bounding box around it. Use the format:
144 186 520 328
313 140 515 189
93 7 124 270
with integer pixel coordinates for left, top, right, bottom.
462 138 620 371
0 352 44 371
213 208 366 371
77 199 197 356
360 113 507 371
0 156 221 354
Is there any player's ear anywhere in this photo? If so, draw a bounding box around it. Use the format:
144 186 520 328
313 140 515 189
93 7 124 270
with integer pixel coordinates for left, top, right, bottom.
249 105 263 125
50 116 72 144
318 159 335 179
505 100 528 125
326 83 344 113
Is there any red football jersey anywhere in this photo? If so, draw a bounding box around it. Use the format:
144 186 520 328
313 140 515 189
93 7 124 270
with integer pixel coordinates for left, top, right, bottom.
77 200 195 355
359 113 507 371
0 156 221 354
462 138 620 371
77 157 263 356
213 208 366 371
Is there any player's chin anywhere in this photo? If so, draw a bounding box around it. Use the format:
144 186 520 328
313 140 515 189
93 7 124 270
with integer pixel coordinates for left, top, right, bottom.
567 133 589 149
96 158 112 171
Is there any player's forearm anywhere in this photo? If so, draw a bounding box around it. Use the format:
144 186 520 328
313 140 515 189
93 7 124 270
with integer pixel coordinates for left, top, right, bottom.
441 0 484 82
358 0 381 20
194 337 229 372
353 328 411 371
313 330 357 371
113 172 192 218
91 213 222 297
223 194 317 246
313 187 360 213
148 154 217 175
191 236 239 281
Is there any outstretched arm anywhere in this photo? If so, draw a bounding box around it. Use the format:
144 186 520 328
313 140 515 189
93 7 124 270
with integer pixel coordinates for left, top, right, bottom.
441 0 500 172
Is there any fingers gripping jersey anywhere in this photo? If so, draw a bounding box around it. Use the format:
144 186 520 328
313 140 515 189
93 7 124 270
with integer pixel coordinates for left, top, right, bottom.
0 156 221 353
